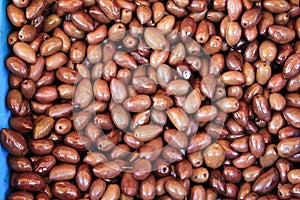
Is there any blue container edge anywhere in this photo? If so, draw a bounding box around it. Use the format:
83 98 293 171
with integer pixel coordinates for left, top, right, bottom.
1 0 13 199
